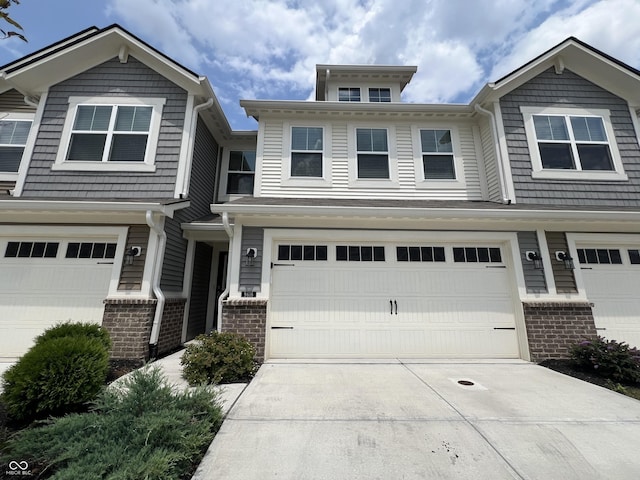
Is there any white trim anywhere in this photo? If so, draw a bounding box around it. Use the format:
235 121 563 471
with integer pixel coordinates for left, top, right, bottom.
536 228 557 295
281 122 331 187
181 238 196 342
228 223 243 297
53 96 166 172
0 224 127 298
174 94 195 198
628 106 640 150
493 102 517 202
472 124 489 199
140 227 159 297
348 124 399 188
411 124 466 189
14 91 46 197
520 106 627 181
217 144 257 202
254 121 265 197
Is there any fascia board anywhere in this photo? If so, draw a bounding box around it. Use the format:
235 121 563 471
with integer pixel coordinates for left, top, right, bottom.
0 199 190 217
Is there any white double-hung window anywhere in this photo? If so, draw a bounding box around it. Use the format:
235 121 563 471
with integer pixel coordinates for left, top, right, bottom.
521 106 626 180
0 114 32 177
290 126 323 177
356 128 389 179
54 97 165 172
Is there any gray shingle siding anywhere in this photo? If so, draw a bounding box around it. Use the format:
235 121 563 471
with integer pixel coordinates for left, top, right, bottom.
0 89 36 112
500 67 640 206
239 227 264 293
517 231 547 294
160 116 218 290
21 56 187 199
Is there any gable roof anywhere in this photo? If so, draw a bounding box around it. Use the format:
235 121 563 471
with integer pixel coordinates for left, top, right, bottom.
474 37 640 106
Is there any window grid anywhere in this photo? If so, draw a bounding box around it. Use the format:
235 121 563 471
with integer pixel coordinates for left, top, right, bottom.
396 246 446 262
65 242 117 260
336 245 385 262
452 247 502 263
226 150 256 195
338 87 361 102
290 127 323 177
577 248 622 265
369 88 391 102
5 241 59 258
278 245 327 261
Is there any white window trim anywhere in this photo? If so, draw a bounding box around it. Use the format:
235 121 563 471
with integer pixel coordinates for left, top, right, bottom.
367 87 392 103
337 87 362 102
334 84 398 102
0 111 34 181
348 124 398 188
282 122 331 187
520 106 627 181
411 125 466 189
218 146 257 202
52 96 165 172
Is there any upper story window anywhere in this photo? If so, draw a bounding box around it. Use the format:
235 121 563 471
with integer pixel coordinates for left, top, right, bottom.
420 129 455 179
291 127 323 177
356 128 389 179
0 116 32 175
54 96 165 172
338 87 361 102
521 106 627 181
369 88 391 102
226 150 255 195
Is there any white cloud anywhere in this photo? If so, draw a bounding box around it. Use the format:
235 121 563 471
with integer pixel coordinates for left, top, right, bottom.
106 0 640 129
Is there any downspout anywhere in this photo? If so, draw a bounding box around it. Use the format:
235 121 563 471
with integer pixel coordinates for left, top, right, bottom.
217 211 233 332
146 210 167 359
23 96 39 108
474 103 511 204
180 98 214 198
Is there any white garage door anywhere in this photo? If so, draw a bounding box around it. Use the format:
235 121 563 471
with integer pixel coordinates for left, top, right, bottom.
0 238 117 358
577 246 640 348
269 242 519 358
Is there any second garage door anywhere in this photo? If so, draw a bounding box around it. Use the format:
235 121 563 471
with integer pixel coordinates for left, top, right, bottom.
269 241 519 358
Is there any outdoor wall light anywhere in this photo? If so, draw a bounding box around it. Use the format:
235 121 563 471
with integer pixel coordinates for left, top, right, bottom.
555 251 574 270
245 247 257 266
125 246 142 266
525 251 543 270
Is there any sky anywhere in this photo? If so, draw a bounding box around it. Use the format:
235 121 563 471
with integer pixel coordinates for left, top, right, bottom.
1 0 640 131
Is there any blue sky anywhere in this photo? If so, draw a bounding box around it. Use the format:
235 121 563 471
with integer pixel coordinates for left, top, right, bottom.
2 0 640 131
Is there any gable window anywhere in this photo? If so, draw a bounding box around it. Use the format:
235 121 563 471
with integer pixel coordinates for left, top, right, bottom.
369 88 391 102
291 127 323 177
521 107 626 181
420 129 455 179
226 150 255 195
356 128 389 179
338 87 361 102
0 118 32 174
54 97 165 172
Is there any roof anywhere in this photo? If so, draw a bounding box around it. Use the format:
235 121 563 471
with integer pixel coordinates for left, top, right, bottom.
315 64 417 101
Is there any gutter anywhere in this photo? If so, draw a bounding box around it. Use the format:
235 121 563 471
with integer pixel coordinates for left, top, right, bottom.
0 199 189 216
146 210 167 359
217 211 233 332
474 104 511 204
179 97 214 198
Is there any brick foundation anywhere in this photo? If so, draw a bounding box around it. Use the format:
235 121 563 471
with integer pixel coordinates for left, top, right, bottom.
102 299 157 361
157 298 187 355
523 302 597 361
221 299 268 362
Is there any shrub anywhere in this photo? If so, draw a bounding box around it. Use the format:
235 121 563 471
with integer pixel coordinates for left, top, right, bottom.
2 334 110 422
570 336 640 384
34 322 111 350
181 331 257 385
1 367 223 479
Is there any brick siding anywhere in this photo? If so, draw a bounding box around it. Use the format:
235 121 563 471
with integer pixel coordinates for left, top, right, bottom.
157 297 187 355
221 299 268 362
102 299 156 361
523 302 597 361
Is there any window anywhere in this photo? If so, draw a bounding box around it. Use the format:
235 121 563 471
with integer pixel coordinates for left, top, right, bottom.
65 242 116 259
226 150 255 195
5 241 59 258
577 248 622 265
629 250 640 265
453 247 502 263
369 88 391 102
54 97 165 172
278 245 327 261
356 128 389 179
521 107 626 180
0 118 32 173
420 129 455 179
336 245 385 262
396 246 446 262
291 127 323 177
338 87 361 102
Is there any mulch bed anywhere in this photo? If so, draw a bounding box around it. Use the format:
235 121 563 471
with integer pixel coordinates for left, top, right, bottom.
539 358 612 389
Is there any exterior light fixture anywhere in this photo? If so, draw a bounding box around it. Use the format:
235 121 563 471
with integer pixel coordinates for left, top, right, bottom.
125 246 141 266
526 251 543 270
245 247 257 266
555 251 574 270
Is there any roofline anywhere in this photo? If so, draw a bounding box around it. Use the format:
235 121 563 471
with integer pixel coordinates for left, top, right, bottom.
0 199 190 217
315 64 418 74
211 202 640 223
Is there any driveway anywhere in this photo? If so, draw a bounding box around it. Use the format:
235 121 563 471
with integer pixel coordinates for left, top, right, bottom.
193 360 640 479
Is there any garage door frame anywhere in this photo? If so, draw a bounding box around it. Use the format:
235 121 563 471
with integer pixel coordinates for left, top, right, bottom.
261 229 529 360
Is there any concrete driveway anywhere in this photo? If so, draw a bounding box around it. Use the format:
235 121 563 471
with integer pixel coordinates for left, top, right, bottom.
193 360 640 479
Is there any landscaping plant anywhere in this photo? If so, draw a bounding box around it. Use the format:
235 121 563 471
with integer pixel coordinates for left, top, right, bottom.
1 367 223 479
570 336 640 384
1 323 111 422
181 331 257 385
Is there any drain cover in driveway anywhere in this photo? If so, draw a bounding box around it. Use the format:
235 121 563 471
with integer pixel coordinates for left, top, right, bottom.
449 378 488 390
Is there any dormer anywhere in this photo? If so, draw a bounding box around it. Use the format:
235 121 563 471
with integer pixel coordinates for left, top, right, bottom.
315 65 417 102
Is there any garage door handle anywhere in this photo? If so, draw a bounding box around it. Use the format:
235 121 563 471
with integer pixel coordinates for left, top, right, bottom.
271 326 294 330
390 300 393 315
494 327 515 330
394 300 398 315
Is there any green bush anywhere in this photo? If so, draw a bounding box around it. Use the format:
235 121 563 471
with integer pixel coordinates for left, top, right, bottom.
570 336 640 384
181 331 257 385
2 334 110 422
1 367 223 479
34 322 111 350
